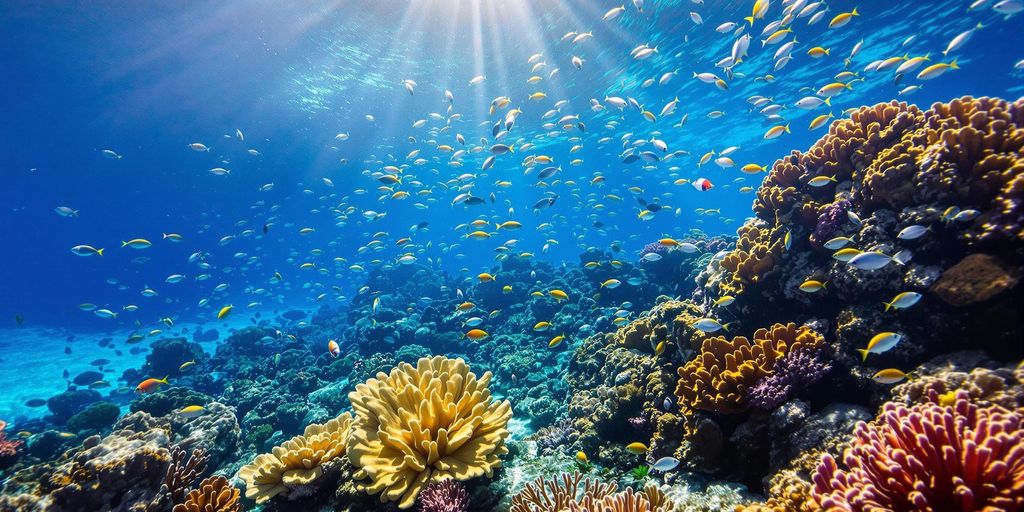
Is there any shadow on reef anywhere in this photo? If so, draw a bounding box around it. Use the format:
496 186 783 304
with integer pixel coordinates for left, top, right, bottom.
1 97 1022 511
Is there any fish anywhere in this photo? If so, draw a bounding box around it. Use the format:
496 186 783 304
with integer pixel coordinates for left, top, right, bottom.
135 376 169 394
548 334 566 348
121 239 152 249
857 332 902 360
71 245 104 257
883 292 922 312
217 305 233 320
897 225 929 240
651 456 680 472
799 280 827 293
179 405 206 419
872 368 911 384
848 250 911 270
601 279 622 289
465 329 489 340
549 290 568 300
693 318 729 332
625 442 649 454
328 340 341 357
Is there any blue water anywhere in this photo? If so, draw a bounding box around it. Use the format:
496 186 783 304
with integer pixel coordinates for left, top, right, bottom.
0 0 1021 422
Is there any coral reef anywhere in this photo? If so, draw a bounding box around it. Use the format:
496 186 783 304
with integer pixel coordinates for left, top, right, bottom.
509 472 673 512
930 253 1021 306
418 480 470 512
676 323 824 414
0 421 23 470
812 390 1024 510
347 356 512 508
173 476 241 512
237 412 353 504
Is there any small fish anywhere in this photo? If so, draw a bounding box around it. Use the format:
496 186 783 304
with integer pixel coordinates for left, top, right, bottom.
601 279 622 289
625 442 649 454
897 225 929 240
135 376 169 394
217 305 233 320
799 280 827 293
328 339 341 357
549 290 568 301
548 333 566 348
872 368 912 384
857 332 902 361
465 329 489 341
121 239 152 249
71 245 104 257
693 318 729 332
823 236 855 250
576 451 588 463
179 360 196 371
651 456 680 472
883 292 922 312
713 296 735 307
179 405 206 419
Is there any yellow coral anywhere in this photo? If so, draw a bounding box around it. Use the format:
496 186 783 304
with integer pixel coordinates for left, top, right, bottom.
238 413 353 504
675 323 823 413
347 356 512 509
718 219 787 296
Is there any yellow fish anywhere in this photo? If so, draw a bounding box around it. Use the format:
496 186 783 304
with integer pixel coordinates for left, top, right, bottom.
549 290 568 301
625 442 649 454
217 305 233 320
548 334 566 348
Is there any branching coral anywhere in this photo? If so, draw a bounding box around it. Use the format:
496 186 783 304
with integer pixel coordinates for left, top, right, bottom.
237 412 353 504
675 323 824 413
746 347 831 410
0 420 23 469
164 446 210 503
510 472 673 512
346 356 512 509
172 476 241 512
811 390 1024 511
417 479 470 512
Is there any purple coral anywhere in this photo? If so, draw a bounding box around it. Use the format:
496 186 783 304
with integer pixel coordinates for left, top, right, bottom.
418 480 469 512
746 347 831 410
627 415 648 431
809 199 850 249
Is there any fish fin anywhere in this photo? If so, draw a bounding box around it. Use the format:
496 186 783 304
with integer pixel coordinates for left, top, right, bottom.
824 97 832 106
97 248 104 257
949 59 959 70
744 15 754 25
883 301 893 312
852 7 859 16
121 241 128 248
857 349 870 361
722 322 732 332
161 376 169 384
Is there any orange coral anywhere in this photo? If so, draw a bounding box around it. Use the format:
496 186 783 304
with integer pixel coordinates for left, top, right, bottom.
675 323 824 414
172 476 241 512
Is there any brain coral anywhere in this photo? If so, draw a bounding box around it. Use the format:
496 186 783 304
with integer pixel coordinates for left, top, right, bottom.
346 355 512 509
812 390 1024 511
237 412 353 504
676 323 824 414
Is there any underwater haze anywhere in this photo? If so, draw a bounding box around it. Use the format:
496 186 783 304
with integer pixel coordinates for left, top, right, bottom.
1 0 1023 511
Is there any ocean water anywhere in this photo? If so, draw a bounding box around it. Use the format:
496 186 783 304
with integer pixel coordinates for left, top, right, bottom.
1 1 1022 510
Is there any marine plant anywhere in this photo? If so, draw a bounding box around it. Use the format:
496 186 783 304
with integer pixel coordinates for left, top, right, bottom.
237 412 353 504
172 476 241 512
346 355 512 509
811 390 1024 510
629 464 650 481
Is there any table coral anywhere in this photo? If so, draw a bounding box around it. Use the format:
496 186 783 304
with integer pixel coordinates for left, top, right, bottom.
346 356 512 509
237 412 353 504
676 323 824 414
811 390 1024 511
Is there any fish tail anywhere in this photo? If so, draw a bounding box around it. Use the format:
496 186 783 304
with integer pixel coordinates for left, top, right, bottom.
824 97 832 106
160 376 169 384
96 248 104 257
744 16 754 25
851 7 859 16
784 124 791 133
121 241 128 248
722 322 732 332
857 349 870 361
824 48 830 55
883 301 893 312
950 59 959 70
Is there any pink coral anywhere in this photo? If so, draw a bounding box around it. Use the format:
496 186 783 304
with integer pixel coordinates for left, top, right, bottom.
811 390 1024 511
0 420 23 465
418 480 469 512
